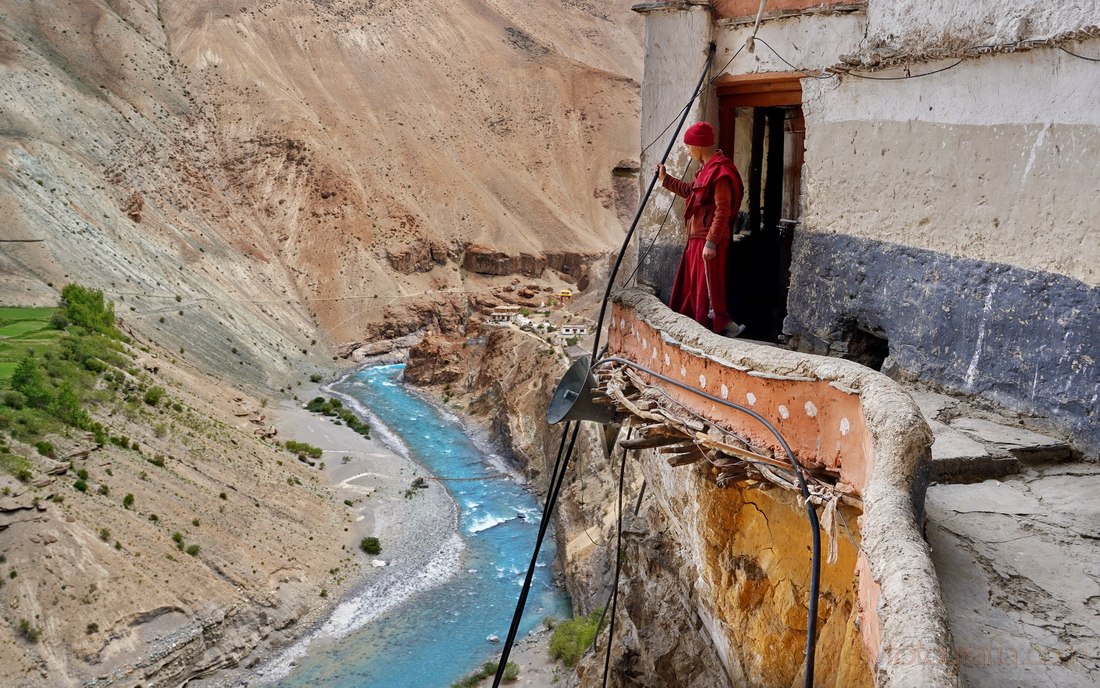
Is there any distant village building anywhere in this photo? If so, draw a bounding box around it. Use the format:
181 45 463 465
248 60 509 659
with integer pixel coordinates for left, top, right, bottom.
489 305 520 325
559 324 588 338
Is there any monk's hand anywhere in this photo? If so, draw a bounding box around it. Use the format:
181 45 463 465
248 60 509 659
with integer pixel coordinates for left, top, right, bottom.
656 164 666 183
703 241 717 261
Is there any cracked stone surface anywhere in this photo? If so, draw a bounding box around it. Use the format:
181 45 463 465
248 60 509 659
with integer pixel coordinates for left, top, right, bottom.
926 464 1100 687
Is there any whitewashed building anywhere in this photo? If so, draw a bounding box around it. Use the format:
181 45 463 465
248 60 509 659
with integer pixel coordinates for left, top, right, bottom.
633 0 1100 455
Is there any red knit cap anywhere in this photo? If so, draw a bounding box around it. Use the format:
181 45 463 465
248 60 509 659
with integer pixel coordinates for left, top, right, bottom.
683 121 715 146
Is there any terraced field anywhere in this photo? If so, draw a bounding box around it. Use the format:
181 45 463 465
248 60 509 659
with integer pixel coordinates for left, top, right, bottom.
0 306 60 382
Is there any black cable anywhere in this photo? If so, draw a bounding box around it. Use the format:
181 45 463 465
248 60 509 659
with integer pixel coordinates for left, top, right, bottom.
1060 45 1100 62
491 422 582 687
591 356 821 688
752 38 835 80
640 44 744 157
591 43 718 363
600 445 631 687
625 159 692 287
839 59 963 80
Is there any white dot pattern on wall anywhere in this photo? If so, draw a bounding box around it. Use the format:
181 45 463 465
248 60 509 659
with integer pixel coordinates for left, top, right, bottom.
746 392 757 406
642 339 648 350
698 374 707 389
840 418 851 436
663 353 671 367
680 366 687 379
620 319 626 329
804 401 817 418
720 384 729 400
778 405 790 420
651 348 657 360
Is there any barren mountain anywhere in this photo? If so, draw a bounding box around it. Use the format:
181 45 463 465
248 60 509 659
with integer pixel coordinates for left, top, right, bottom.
0 1 641 684
1 0 641 387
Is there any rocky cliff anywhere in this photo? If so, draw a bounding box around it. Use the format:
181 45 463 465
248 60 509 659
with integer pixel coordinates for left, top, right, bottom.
1 0 641 388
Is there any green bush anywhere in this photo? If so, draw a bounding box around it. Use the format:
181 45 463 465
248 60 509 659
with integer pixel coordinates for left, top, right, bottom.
284 440 323 459
74 479 87 493
34 441 54 458
185 544 200 556
359 537 381 555
60 284 117 336
11 357 52 409
122 493 134 509
18 619 42 643
451 661 518 687
143 386 165 406
549 608 604 668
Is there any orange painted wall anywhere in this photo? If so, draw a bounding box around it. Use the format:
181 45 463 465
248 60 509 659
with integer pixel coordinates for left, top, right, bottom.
713 0 863 21
608 304 872 493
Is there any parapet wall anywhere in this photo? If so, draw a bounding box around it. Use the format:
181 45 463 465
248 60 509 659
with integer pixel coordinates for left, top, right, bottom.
608 288 958 687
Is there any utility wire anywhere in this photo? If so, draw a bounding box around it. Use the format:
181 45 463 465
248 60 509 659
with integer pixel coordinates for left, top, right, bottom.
600 445 631 687
491 422 581 687
640 44 745 157
1060 44 1100 62
837 59 963 80
590 43 718 363
752 38 835 79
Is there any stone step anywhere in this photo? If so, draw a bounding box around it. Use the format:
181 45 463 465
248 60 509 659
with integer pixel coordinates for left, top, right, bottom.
928 420 1021 483
949 418 1074 465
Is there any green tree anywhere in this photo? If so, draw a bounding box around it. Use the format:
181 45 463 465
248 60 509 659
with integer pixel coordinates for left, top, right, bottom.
11 357 52 409
61 284 117 336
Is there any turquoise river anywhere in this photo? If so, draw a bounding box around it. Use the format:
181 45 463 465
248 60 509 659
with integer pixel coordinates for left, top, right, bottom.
274 364 571 686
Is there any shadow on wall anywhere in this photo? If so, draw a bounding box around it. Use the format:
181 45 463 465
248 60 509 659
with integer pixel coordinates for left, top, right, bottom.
784 232 1100 457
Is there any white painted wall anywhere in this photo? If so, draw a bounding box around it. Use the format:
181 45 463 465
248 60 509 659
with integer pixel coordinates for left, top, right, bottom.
713 12 865 76
635 5 714 276
802 42 1100 285
866 0 1100 56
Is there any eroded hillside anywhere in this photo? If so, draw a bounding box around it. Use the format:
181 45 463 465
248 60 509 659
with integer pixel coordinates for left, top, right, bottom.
1 0 641 388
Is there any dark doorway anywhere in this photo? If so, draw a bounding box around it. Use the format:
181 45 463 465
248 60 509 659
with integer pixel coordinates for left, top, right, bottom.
716 74 805 344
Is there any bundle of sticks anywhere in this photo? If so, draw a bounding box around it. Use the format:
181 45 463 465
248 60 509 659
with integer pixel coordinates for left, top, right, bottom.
595 363 861 511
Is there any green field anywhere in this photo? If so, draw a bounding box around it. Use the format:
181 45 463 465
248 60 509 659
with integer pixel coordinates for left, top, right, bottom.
0 306 60 384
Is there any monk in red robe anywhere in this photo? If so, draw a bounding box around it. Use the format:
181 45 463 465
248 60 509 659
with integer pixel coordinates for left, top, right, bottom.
657 121 745 337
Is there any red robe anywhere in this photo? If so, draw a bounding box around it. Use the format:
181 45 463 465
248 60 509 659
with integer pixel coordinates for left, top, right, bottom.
663 152 744 333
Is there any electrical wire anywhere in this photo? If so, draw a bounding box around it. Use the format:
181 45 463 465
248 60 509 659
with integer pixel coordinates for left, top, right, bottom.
491 422 580 687
625 159 692 287
837 59 964 80
1060 44 1100 62
752 37 835 79
601 445 631 687
590 356 821 688
640 44 745 157
591 43 718 363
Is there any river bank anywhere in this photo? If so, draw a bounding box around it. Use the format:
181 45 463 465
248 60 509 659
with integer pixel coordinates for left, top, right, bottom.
215 367 567 687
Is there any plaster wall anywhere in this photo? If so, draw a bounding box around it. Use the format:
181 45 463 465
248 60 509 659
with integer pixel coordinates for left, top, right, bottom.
608 290 958 687
864 0 1100 58
634 5 712 296
713 11 865 74
802 46 1100 285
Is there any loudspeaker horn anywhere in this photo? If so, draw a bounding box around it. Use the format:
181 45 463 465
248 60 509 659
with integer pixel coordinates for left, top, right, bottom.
547 357 616 425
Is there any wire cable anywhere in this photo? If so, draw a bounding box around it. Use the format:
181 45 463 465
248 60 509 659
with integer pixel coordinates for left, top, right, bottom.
640 44 745 157
838 59 963 80
1060 44 1100 62
491 422 581 687
590 43 717 363
600 444 631 687
590 356 821 688
752 37 835 79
